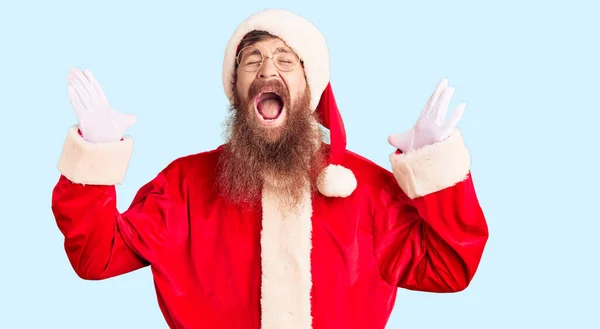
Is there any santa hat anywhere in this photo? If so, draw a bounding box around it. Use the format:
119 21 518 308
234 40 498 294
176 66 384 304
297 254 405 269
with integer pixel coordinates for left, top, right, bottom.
222 9 357 198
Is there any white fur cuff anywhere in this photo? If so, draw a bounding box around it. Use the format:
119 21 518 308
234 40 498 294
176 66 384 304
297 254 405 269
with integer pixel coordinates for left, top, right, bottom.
57 125 134 185
389 129 471 199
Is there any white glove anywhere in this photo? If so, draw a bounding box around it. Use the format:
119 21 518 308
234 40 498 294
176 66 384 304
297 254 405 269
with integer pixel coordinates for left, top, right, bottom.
66 67 136 143
388 78 465 152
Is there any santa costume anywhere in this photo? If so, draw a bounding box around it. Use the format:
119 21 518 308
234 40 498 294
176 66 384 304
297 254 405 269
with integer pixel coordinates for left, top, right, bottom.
52 8 489 329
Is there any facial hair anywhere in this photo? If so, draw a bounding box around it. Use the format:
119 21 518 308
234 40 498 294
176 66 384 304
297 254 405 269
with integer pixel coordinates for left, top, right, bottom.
217 79 326 210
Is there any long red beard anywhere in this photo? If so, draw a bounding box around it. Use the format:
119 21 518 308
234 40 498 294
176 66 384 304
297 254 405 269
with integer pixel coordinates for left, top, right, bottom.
216 81 326 209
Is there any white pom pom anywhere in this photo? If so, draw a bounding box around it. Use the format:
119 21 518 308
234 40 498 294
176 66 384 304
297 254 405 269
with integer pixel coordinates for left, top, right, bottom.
317 164 357 198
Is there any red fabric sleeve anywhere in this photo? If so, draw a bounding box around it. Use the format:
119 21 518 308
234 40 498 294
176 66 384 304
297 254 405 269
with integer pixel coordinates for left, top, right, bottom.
51 169 174 280
373 172 489 292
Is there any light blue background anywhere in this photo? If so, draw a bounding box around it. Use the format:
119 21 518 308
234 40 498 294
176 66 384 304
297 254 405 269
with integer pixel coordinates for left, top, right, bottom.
1 0 598 328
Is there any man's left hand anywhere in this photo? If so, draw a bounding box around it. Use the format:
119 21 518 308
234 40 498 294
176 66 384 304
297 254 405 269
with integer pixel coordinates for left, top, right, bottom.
388 79 465 152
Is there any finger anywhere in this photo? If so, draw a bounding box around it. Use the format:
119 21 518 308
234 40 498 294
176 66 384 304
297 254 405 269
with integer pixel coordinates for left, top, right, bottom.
442 103 465 137
67 73 93 108
387 130 414 152
431 86 454 121
83 69 109 103
121 113 137 129
70 66 91 85
113 111 137 132
70 67 97 101
425 79 448 110
421 78 448 119
69 67 92 89
68 85 87 120
435 88 455 126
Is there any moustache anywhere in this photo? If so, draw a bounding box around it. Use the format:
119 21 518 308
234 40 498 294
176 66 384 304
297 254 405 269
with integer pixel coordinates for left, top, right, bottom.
247 79 290 105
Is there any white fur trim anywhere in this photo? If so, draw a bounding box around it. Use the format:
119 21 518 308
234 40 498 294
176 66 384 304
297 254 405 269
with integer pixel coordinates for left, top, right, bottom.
389 128 471 199
57 125 134 185
317 164 357 197
261 183 313 329
223 9 329 111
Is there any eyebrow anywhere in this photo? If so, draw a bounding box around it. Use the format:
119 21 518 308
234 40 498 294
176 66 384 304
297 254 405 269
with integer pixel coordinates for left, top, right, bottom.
241 45 294 57
275 46 293 53
243 48 262 56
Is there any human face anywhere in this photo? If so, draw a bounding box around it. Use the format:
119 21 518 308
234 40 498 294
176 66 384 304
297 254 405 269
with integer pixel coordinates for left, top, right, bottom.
234 37 307 129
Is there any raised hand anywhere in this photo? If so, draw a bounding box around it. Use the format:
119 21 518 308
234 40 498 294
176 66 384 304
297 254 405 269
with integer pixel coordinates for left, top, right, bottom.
67 67 136 143
388 78 465 152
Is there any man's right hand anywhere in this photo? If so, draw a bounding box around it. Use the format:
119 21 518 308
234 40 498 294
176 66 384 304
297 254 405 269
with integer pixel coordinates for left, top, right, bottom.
67 67 136 143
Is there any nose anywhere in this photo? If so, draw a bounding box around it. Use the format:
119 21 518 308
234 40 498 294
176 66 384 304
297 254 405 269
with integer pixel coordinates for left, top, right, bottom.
258 57 278 79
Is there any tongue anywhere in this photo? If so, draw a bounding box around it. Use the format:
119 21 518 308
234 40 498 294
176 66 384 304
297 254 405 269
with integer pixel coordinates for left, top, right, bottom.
258 99 282 119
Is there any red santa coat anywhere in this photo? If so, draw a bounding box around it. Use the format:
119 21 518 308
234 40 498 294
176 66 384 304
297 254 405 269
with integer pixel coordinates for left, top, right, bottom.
52 125 488 329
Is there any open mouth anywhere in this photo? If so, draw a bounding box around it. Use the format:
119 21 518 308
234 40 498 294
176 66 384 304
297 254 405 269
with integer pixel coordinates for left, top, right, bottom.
254 91 285 126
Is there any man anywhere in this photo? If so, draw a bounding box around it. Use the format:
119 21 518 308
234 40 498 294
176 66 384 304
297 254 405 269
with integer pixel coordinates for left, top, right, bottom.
52 8 489 329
